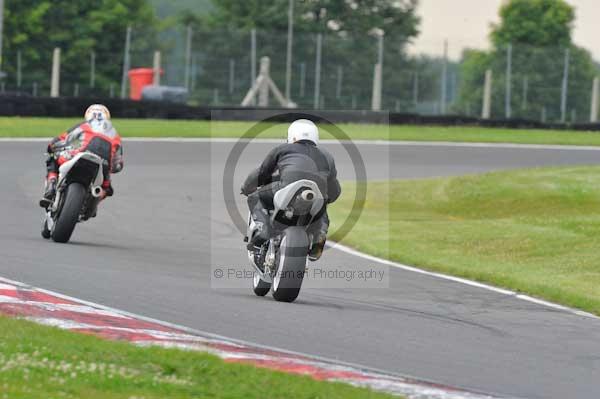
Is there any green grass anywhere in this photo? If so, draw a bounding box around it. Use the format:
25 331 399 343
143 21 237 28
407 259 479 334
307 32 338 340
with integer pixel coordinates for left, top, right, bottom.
0 315 393 399
2 116 600 145
328 166 600 315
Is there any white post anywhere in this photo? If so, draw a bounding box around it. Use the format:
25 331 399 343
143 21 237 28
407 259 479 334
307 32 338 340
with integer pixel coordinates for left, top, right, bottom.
335 65 343 99
184 25 192 90
16 50 21 87
250 29 257 81
560 48 570 123
313 33 322 109
258 56 270 107
482 69 492 119
90 51 96 88
299 62 306 97
413 71 419 106
450 72 457 104
440 39 447 114
120 26 132 99
0 0 4 69
250 28 256 105
153 51 161 85
50 48 61 98
32 82 38 96
541 106 547 123
505 43 512 119
522 76 528 110
229 59 235 94
285 0 294 101
191 55 197 91
377 32 384 67
242 56 296 108
73 83 79 97
371 63 382 111
590 77 599 123
371 32 384 111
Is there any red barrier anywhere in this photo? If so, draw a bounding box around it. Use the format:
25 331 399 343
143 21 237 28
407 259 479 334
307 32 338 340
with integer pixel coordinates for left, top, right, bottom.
128 68 162 101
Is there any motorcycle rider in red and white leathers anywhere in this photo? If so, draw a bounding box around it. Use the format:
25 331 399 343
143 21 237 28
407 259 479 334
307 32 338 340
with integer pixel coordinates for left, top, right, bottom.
39 104 124 208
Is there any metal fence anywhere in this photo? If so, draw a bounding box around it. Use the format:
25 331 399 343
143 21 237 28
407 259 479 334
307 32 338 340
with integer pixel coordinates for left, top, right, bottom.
1 26 599 124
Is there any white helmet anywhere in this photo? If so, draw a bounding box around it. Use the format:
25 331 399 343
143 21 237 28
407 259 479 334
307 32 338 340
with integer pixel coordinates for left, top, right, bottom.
287 119 319 145
84 104 111 123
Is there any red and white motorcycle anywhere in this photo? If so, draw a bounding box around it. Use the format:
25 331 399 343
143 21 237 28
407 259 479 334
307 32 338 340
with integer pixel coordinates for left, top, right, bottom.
41 134 109 243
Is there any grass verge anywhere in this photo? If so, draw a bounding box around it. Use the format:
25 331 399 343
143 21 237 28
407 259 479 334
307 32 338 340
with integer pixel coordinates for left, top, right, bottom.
0 315 393 399
329 166 600 315
2 116 600 145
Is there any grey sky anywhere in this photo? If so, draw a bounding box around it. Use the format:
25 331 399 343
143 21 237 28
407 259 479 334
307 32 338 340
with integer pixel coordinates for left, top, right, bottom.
409 0 599 60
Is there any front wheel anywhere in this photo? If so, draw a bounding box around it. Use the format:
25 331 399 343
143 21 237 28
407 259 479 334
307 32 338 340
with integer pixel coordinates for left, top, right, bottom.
253 273 271 296
52 183 86 243
41 218 51 239
272 227 309 303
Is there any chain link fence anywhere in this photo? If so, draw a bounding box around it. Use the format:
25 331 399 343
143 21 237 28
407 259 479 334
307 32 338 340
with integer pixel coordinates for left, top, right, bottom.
1 26 598 123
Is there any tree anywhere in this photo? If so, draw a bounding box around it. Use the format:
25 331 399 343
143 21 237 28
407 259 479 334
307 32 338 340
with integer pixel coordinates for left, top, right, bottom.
3 0 158 96
200 0 418 37
490 0 573 47
149 0 212 19
455 0 598 122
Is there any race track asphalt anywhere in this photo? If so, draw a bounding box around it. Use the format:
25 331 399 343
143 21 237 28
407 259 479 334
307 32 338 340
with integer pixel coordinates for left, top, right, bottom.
1 140 600 399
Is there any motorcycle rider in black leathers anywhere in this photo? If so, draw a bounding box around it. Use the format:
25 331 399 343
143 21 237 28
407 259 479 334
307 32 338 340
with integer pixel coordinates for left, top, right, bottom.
241 119 341 261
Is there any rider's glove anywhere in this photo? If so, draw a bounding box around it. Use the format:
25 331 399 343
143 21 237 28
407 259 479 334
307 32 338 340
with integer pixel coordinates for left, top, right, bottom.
240 185 251 196
241 168 260 196
47 137 66 155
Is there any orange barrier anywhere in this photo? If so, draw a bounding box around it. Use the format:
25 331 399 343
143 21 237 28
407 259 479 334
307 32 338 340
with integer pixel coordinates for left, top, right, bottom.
128 68 162 101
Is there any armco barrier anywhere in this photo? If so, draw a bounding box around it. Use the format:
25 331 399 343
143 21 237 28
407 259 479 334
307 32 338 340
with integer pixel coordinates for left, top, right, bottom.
0 95 207 119
0 95 599 131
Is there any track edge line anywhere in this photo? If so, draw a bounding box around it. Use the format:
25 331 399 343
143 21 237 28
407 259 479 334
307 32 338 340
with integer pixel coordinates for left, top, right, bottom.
326 241 600 320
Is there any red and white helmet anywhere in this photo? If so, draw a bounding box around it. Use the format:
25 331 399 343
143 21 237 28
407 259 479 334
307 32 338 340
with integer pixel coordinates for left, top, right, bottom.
84 104 111 123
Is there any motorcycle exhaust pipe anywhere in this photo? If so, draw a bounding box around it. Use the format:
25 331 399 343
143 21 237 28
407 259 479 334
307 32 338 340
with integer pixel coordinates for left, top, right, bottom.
91 186 104 198
300 190 315 202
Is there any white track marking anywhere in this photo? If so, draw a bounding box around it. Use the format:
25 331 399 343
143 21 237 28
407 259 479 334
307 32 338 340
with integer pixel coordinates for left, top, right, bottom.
3 136 600 151
0 295 130 318
0 138 49 142
0 282 20 289
326 241 600 320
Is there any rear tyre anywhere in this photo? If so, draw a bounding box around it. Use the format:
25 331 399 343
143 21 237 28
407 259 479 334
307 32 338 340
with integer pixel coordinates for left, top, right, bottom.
52 183 86 243
272 227 308 303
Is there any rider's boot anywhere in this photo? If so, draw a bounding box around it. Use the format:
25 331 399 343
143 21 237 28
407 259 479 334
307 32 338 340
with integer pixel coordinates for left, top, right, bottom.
308 213 329 261
87 182 112 219
309 231 327 261
253 245 268 272
39 173 58 208
246 202 271 251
